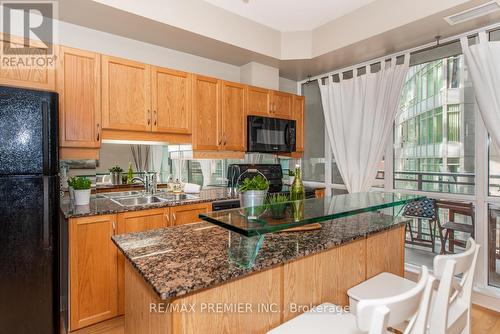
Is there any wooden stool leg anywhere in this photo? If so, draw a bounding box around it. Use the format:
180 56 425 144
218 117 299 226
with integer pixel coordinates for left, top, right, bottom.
437 223 446 255
430 220 435 253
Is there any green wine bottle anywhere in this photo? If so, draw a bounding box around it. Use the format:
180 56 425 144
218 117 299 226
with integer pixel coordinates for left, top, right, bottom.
290 164 305 201
290 165 305 222
127 162 134 184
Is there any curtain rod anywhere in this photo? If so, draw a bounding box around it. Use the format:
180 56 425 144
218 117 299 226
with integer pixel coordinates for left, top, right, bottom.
299 20 500 84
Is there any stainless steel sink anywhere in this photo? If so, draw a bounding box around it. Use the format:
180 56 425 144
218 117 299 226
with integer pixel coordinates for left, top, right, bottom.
111 195 167 207
155 193 200 201
109 193 200 207
101 190 144 198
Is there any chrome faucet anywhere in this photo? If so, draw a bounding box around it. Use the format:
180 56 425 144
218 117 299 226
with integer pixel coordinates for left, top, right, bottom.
132 171 157 195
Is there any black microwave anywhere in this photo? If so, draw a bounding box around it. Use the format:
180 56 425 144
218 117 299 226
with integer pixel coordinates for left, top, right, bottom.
247 116 296 153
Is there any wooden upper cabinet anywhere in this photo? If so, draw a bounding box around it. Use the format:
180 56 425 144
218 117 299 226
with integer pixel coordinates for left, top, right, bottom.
57 46 101 149
69 214 118 331
293 95 305 152
170 202 211 226
221 81 246 151
151 67 192 134
272 91 293 119
247 86 271 117
101 55 151 132
0 34 56 91
192 75 221 150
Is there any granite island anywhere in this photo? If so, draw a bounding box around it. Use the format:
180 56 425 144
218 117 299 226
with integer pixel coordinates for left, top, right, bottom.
112 192 421 334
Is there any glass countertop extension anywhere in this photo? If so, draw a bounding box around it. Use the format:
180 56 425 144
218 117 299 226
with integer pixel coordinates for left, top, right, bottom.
199 192 424 236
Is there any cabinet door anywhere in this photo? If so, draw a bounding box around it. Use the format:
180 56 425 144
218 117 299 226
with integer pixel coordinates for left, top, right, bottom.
102 55 151 131
116 208 168 314
221 81 246 151
0 34 56 91
272 91 293 119
293 95 304 152
151 67 192 134
170 202 211 226
247 86 271 117
192 75 221 150
57 46 101 149
69 214 118 331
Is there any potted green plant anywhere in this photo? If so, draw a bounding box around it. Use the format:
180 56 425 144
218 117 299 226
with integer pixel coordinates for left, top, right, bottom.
109 165 124 185
73 176 92 205
267 193 290 219
238 174 269 209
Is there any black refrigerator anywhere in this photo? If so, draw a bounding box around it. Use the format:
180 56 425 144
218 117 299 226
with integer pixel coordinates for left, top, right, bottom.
0 86 59 334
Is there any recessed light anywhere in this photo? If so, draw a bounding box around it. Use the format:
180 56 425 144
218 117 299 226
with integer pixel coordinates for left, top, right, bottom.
444 0 500 25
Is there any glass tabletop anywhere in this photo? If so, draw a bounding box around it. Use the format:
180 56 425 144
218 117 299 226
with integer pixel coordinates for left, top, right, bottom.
199 191 424 236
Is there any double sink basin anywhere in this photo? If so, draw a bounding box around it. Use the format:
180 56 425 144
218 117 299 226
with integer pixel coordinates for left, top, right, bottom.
100 190 200 207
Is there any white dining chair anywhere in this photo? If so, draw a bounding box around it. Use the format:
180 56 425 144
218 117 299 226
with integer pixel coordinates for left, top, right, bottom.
268 266 435 334
347 238 480 334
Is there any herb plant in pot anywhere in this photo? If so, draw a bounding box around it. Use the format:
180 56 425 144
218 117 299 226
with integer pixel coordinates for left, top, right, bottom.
109 165 124 185
73 177 92 206
238 174 269 218
267 193 290 219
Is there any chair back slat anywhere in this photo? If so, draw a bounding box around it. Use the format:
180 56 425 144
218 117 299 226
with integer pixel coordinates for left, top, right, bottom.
356 266 435 334
430 238 480 334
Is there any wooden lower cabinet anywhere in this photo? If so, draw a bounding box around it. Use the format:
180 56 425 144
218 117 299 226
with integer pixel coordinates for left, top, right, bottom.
124 226 406 334
69 214 118 331
117 208 169 315
69 204 214 330
169 202 211 226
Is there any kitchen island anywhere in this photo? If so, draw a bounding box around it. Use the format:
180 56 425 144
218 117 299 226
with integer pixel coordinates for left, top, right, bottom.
112 193 420 334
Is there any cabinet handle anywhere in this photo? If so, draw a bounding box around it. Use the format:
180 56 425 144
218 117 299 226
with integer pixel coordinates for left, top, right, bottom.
172 213 176 222
96 123 100 142
218 137 222 146
112 221 116 232
147 109 151 125
153 110 157 126
223 133 227 146
165 212 170 223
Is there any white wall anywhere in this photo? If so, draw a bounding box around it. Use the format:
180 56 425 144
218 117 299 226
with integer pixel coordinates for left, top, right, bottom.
57 20 241 82
240 61 280 90
279 77 298 94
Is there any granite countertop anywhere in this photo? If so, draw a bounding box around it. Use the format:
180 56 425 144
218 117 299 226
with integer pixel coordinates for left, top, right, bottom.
61 185 325 219
60 187 236 219
112 211 407 300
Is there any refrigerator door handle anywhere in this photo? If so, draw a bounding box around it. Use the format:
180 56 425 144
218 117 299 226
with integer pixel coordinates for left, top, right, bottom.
42 101 50 175
42 176 51 249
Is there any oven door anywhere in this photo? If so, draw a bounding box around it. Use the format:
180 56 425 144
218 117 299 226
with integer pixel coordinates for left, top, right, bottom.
247 116 296 153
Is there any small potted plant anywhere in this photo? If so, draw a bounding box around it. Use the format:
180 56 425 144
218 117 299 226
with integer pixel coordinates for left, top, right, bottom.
267 193 290 219
238 174 269 218
109 165 124 185
73 176 92 206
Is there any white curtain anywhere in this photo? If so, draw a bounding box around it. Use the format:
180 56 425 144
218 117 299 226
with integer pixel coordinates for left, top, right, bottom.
319 56 409 193
460 31 500 149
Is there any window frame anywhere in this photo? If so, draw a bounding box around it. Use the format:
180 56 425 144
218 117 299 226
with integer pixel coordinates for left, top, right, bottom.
298 25 500 302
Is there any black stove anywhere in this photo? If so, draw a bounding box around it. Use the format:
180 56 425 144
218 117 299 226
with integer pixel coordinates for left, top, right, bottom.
212 164 315 211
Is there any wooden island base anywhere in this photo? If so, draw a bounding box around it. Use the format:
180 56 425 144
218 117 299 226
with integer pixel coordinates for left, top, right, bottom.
124 226 405 334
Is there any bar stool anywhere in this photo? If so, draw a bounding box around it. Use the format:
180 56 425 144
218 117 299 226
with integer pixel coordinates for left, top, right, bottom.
268 266 434 334
347 238 479 334
403 198 444 254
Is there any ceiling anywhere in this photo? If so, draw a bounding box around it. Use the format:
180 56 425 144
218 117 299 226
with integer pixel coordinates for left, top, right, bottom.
58 0 500 81
202 0 376 31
